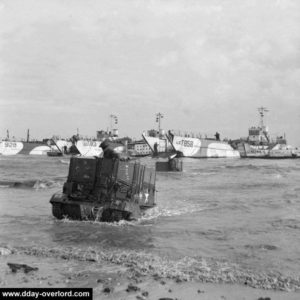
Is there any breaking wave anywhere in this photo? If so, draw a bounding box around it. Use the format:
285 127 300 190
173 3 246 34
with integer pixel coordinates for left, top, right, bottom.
0 179 64 190
225 164 261 170
271 218 300 230
59 159 70 165
140 205 205 221
244 244 279 251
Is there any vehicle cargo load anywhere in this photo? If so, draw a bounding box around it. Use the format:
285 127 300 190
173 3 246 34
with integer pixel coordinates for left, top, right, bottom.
50 156 156 222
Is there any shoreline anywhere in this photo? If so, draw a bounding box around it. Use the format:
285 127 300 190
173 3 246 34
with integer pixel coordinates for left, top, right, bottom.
1 247 300 300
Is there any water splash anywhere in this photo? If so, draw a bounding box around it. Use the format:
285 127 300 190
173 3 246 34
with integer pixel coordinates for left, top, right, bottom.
59 159 70 165
140 205 205 221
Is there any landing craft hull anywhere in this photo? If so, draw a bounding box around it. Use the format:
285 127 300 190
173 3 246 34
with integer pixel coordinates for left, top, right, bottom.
0 141 52 155
142 132 240 158
142 133 174 154
54 140 73 153
74 140 125 157
74 140 103 156
237 142 300 159
171 135 240 158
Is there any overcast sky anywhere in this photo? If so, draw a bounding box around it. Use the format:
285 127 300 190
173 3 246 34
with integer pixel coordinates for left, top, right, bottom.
0 0 299 145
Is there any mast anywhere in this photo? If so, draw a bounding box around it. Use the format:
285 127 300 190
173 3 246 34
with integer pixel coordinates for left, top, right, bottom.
156 112 164 133
257 106 270 142
257 106 269 128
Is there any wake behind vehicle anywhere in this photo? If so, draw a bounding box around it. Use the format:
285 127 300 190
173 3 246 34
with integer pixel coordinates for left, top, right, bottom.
50 156 156 222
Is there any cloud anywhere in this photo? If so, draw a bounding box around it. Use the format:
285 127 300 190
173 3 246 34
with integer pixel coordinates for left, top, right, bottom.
156 51 179 67
0 0 299 144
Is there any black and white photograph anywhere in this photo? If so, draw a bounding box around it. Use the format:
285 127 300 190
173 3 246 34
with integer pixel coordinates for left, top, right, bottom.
0 0 300 299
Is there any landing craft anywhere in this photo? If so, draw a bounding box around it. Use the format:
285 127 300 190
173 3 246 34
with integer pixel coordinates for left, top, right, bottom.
229 107 300 159
142 129 240 158
143 112 239 158
0 129 56 155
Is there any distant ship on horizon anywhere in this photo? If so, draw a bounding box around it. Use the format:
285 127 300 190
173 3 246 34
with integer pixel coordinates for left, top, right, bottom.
2 110 299 159
229 107 300 159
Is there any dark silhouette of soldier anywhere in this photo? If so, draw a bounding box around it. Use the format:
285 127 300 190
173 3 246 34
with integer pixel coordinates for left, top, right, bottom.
100 139 130 161
100 140 120 159
153 142 158 156
215 132 220 141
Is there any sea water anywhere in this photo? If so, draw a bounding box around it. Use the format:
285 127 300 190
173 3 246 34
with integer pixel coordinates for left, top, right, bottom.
0 155 299 290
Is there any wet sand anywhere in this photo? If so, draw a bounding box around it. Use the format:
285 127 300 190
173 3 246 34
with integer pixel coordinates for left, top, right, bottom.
1 248 299 300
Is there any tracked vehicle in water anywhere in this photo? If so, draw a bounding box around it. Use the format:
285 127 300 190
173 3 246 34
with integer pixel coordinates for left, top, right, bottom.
50 156 156 222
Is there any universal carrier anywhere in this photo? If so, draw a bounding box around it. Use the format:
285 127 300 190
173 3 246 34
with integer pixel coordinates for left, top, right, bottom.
50 157 156 222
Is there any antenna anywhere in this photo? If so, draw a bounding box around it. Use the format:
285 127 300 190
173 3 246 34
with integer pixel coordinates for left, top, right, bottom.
257 106 269 128
156 112 164 133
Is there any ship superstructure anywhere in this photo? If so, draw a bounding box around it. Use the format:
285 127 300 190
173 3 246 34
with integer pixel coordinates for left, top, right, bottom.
231 107 299 158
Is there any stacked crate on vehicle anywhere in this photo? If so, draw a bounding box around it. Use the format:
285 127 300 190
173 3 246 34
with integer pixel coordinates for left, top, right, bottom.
141 166 156 207
63 157 97 199
93 158 117 202
115 161 135 201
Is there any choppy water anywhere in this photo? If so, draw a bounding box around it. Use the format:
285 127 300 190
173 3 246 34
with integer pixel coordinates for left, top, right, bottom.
0 155 300 290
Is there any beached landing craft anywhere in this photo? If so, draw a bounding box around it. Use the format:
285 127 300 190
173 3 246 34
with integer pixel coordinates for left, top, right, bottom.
169 131 240 158
48 115 125 156
0 140 51 155
142 129 240 158
50 156 156 222
0 130 58 155
68 115 124 156
142 129 175 156
230 107 300 159
142 112 239 158
46 115 124 157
